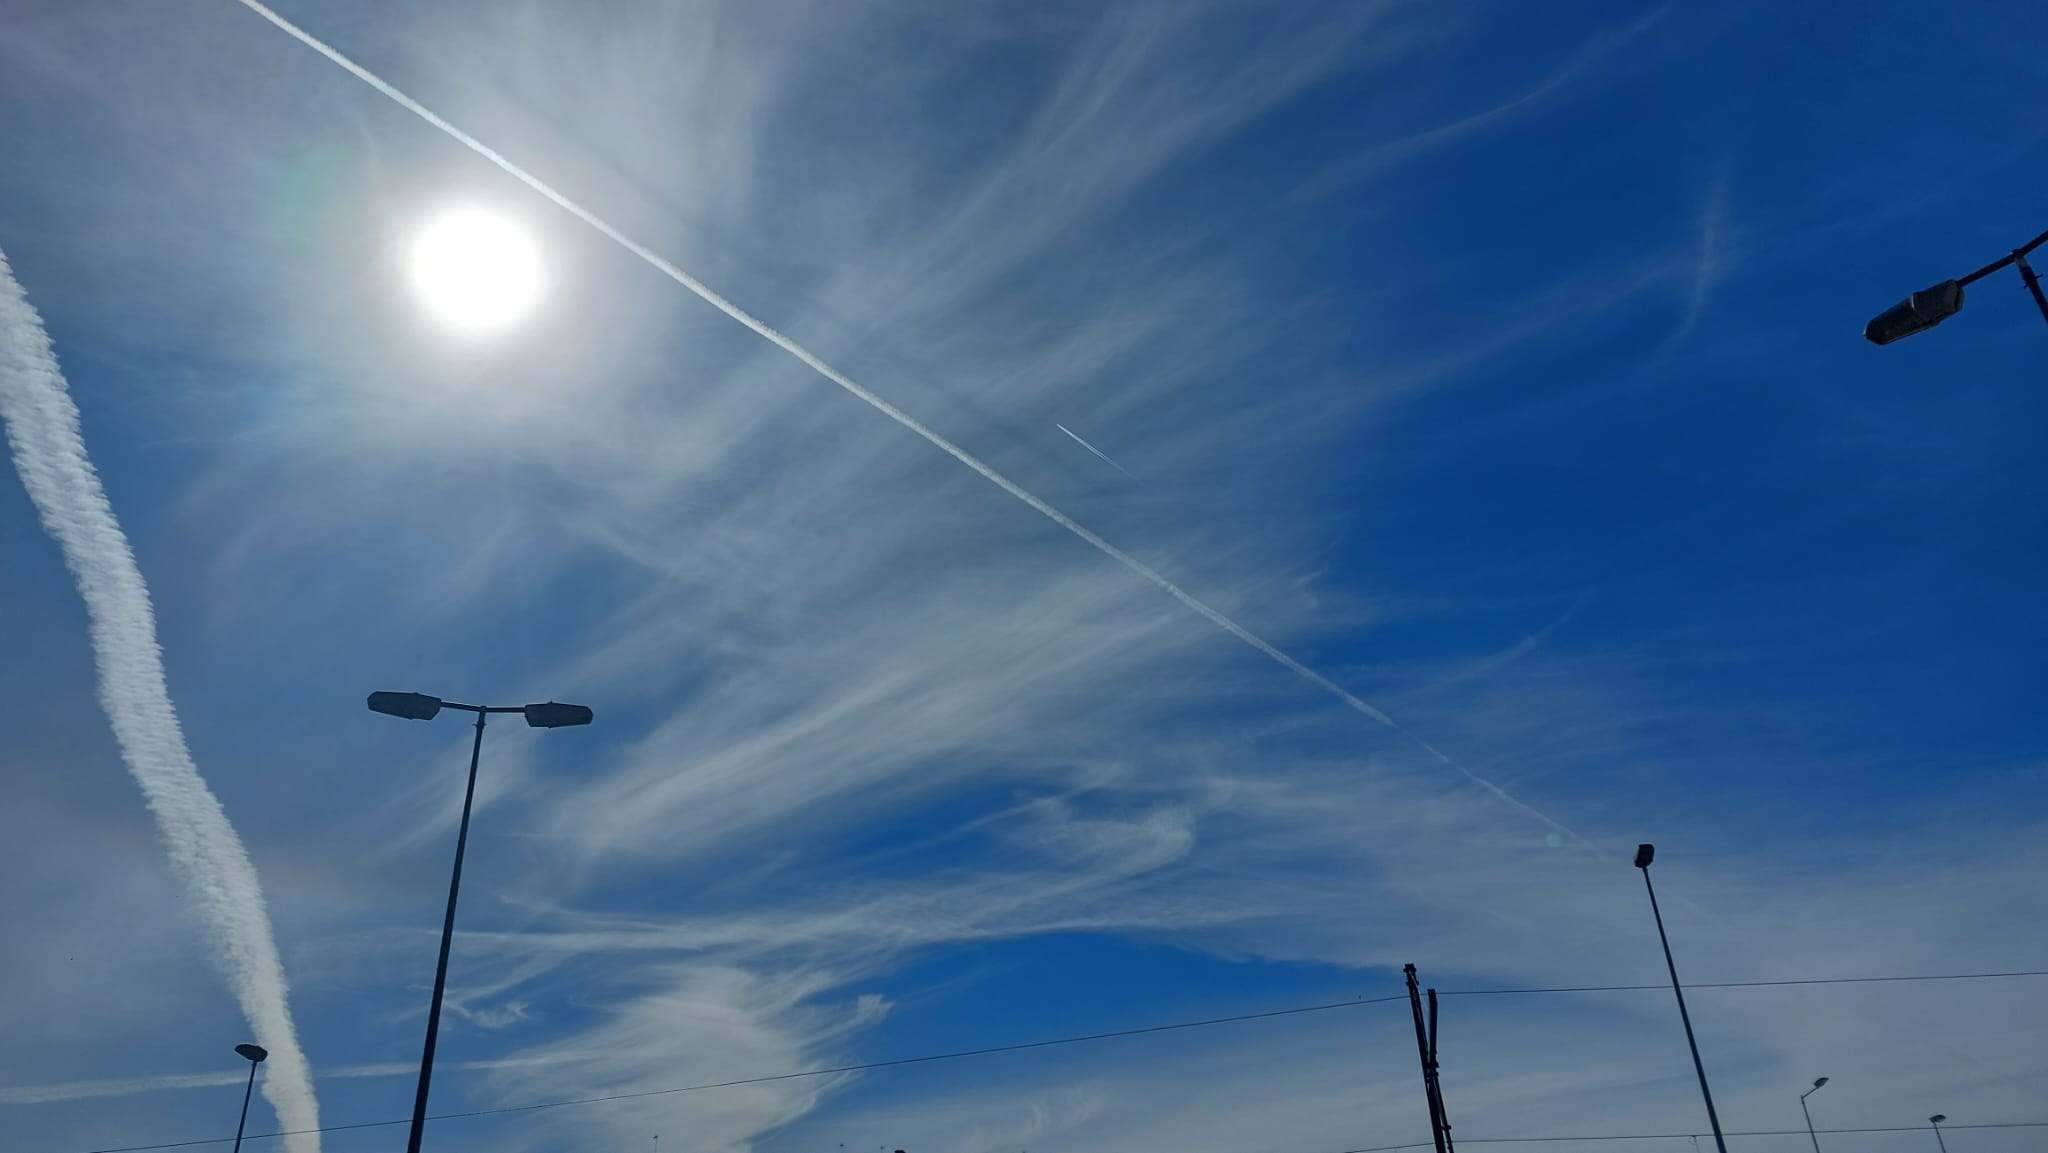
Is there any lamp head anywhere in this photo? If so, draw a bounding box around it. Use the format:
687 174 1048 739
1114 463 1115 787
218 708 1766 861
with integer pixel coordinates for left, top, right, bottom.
368 691 443 721
1633 843 1655 869
1865 280 1964 345
235 1043 268 1063
523 701 594 728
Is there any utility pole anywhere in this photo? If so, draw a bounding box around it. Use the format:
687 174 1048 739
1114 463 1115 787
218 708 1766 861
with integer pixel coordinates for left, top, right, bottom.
1405 964 1455 1153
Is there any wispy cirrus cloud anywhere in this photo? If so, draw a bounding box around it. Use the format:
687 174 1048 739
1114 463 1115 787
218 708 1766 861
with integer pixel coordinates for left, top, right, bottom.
229 0 1586 854
191 4 2041 1150
5 3 2043 1153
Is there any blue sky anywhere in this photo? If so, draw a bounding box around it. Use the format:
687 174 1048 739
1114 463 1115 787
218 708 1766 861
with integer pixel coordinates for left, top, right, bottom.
3 2 2046 1152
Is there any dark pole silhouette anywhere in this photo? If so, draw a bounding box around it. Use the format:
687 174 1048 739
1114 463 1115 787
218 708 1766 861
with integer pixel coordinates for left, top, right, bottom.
1404 964 1455 1153
1929 1115 1950 1153
1634 844 1728 1153
229 1043 267 1153
1428 986 1453 1153
368 692 592 1153
1865 225 2048 344
1799 1077 1829 1153
404 707 484 1153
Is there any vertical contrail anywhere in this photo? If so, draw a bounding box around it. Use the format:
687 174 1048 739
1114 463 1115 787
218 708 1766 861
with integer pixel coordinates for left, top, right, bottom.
0 249 321 1152
231 0 1590 847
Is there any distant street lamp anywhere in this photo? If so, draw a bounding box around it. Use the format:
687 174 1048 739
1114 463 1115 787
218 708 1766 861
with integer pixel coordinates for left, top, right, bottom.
1634 844 1728 1153
1865 225 2048 344
368 692 593 1153
229 1043 267 1153
1799 1076 1829 1153
1929 1114 1950 1153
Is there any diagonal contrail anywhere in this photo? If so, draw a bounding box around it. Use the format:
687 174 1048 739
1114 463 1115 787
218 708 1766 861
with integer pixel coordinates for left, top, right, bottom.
0 250 321 1152
231 0 1589 845
1056 423 1136 479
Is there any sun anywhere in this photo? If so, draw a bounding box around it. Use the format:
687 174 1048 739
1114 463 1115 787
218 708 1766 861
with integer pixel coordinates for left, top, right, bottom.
409 209 543 332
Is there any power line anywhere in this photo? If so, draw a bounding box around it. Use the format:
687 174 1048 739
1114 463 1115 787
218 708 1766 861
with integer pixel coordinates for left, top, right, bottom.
86 1121 2048 1153
65 969 2048 1153
1437 969 2048 997
1258 1128 2048 1153
1458 1123 2048 1143
77 996 1410 1153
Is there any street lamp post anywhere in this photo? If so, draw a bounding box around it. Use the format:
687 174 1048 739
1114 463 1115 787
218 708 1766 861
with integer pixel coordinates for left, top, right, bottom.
229 1043 267 1153
1929 1114 1950 1153
368 691 593 1153
1799 1077 1829 1153
1865 225 2048 344
1633 844 1728 1153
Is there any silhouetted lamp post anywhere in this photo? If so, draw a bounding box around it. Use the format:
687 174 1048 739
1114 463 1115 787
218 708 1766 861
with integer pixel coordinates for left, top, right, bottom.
1799 1076 1829 1153
368 691 593 1153
229 1043 267 1153
1634 843 1728 1153
1929 1115 1950 1153
1865 225 2048 344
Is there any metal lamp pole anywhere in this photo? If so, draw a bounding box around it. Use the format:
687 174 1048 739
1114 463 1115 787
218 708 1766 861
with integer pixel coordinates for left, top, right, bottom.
1929 1114 1950 1153
1799 1077 1829 1153
368 692 593 1153
1634 844 1728 1153
229 1043 267 1153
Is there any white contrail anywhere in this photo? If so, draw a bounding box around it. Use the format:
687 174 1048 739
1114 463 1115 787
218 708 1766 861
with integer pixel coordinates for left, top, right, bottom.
231 0 1589 846
0 250 321 1151
1056 423 1136 479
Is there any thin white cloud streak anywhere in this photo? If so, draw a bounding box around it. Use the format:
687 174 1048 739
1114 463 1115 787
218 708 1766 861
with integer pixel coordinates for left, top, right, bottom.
1296 4 1674 201
0 1054 566 1106
1678 176 1731 338
1405 593 1592 698
0 1070 258 1106
1056 423 1135 479
233 0 1587 846
0 249 321 1152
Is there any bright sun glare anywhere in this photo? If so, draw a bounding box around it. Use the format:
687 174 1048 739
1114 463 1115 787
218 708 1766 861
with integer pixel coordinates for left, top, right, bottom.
409 209 542 331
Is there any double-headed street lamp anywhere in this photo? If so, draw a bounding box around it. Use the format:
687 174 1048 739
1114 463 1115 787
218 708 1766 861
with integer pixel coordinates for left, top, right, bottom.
368 691 593 1153
228 1043 267 1153
1799 1076 1829 1153
1634 844 1728 1153
1865 225 2048 344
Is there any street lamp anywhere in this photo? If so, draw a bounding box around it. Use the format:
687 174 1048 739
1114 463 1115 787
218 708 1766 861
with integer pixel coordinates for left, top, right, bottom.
1633 844 1728 1153
368 691 593 1153
1929 1114 1950 1153
229 1043 267 1153
1865 225 2048 344
1799 1076 1829 1153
